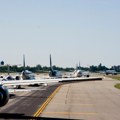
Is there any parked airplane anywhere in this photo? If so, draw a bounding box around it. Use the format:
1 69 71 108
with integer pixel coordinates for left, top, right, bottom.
0 55 36 89
72 62 89 77
49 54 62 78
21 55 35 80
105 70 117 75
0 55 35 81
0 61 14 80
1 64 18 81
73 63 83 77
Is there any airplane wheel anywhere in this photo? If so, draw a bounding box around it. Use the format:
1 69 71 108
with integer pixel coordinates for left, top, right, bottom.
87 75 89 77
16 76 20 80
16 85 21 89
0 86 9 107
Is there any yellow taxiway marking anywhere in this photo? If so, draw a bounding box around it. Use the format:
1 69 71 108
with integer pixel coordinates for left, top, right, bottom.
41 112 98 115
31 85 62 119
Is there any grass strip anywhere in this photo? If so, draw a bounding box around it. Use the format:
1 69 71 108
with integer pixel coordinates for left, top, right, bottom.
114 83 120 89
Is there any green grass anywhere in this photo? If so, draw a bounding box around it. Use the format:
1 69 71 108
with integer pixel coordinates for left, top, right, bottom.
112 77 120 80
107 75 120 80
108 75 120 89
114 83 120 89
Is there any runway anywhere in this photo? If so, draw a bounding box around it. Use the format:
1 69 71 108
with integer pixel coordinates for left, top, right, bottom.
40 77 120 120
0 83 61 120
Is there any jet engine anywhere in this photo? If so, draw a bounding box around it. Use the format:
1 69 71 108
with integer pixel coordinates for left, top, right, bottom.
49 70 56 77
0 85 9 107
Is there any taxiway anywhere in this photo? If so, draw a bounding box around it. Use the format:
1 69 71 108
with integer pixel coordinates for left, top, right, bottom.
40 77 120 120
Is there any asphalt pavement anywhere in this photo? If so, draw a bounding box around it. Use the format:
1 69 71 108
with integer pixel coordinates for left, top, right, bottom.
0 83 60 120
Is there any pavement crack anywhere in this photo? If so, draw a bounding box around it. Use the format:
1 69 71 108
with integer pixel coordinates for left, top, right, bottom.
65 85 70 104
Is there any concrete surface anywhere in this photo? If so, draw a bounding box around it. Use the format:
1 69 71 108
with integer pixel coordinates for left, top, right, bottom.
40 77 120 120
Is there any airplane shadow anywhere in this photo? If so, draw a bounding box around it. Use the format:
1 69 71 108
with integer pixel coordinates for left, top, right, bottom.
9 94 48 99
0 113 84 120
9 94 16 99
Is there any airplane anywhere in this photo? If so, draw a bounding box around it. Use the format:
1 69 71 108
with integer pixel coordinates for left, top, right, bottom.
105 70 117 75
73 63 83 77
49 54 62 78
0 55 37 89
21 54 35 80
1 64 18 81
72 62 90 77
0 55 35 81
14 55 39 88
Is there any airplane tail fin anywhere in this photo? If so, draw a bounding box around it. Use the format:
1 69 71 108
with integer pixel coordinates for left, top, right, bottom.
76 64 78 70
75 62 81 70
23 54 25 71
7 64 10 75
50 54 53 71
79 61 81 70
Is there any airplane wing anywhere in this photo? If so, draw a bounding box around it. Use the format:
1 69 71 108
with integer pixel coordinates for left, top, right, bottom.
0 79 59 86
59 76 103 82
0 76 102 87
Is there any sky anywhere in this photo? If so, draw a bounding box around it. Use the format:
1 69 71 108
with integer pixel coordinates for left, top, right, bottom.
0 0 120 68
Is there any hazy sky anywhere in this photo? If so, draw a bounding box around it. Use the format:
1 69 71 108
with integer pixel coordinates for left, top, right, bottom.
0 0 120 68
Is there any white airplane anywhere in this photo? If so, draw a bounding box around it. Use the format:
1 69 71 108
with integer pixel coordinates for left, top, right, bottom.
1 55 35 81
0 55 36 81
49 54 62 78
21 54 35 80
1 64 19 81
15 55 41 88
72 62 90 77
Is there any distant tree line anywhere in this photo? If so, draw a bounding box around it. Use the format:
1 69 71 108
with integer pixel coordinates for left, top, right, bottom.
89 63 120 72
0 63 120 73
89 63 108 72
0 64 74 73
